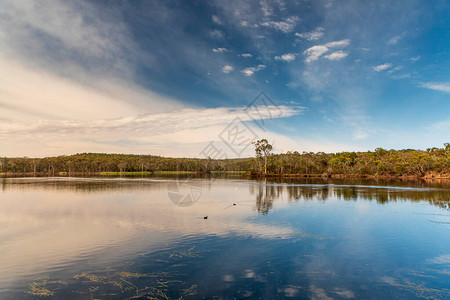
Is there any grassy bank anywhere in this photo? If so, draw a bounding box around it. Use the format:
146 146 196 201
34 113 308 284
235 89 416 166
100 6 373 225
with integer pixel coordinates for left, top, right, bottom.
1 171 449 181
99 171 198 175
211 170 247 174
99 171 247 175
256 173 450 179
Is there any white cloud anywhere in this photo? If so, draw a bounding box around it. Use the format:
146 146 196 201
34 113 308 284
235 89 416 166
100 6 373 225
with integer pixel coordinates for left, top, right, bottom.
353 130 369 140
373 63 392 72
241 65 266 76
1 1 131 60
303 39 350 63
323 115 334 123
295 27 324 41
222 65 234 73
261 16 299 33
387 66 403 73
427 120 450 130
0 0 183 123
324 0 334 8
260 0 273 17
241 69 254 77
240 53 253 58
209 29 224 39
303 45 329 62
388 36 400 44
212 47 229 53
391 73 411 80
0 105 304 157
0 0 139 77
274 53 296 62
324 39 350 48
0 106 303 137
410 56 421 61
421 82 450 94
212 15 222 25
0 56 182 122
324 50 348 61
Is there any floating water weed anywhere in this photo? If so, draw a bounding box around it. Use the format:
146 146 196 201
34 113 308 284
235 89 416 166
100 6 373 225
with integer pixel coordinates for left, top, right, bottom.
26 278 54 297
25 277 67 297
168 246 202 259
182 284 198 296
26 266 197 299
117 272 151 278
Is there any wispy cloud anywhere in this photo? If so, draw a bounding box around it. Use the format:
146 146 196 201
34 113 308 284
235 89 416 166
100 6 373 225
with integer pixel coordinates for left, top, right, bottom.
303 46 328 62
373 63 392 72
427 119 450 130
353 129 370 140
239 53 253 58
6 2 128 57
0 57 183 122
274 53 296 62
324 50 348 61
261 16 299 33
0 0 140 77
241 65 266 76
222 65 234 73
0 105 303 137
260 0 273 17
0 0 183 123
211 15 222 25
387 66 403 73
421 82 450 94
325 40 351 48
295 27 324 41
209 29 224 39
0 105 304 157
388 36 401 44
212 47 229 53
303 39 350 63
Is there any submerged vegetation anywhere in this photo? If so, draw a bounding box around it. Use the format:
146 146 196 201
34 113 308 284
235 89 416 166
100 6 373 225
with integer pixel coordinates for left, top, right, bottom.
26 269 191 299
25 277 58 297
1 143 449 178
25 247 205 299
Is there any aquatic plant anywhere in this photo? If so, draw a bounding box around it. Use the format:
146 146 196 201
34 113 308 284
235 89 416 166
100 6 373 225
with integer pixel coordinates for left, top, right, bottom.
25 277 67 297
25 247 204 298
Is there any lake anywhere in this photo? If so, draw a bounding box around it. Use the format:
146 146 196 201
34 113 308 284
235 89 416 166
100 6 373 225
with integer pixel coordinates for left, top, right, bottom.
0 176 449 299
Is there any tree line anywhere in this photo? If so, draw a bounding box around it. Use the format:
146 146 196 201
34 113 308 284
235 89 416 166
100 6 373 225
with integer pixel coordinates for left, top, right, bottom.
0 143 449 178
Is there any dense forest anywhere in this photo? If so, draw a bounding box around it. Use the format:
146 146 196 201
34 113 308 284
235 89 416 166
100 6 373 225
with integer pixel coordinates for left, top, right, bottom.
0 143 449 178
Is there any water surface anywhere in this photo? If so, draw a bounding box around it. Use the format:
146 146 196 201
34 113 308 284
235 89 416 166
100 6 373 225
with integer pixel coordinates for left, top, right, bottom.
0 176 449 299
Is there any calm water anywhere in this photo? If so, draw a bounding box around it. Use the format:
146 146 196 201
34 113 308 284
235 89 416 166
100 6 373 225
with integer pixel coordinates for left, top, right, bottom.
0 176 449 299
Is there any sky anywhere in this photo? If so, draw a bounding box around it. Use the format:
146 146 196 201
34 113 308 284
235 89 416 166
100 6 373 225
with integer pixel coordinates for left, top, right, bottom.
0 0 449 158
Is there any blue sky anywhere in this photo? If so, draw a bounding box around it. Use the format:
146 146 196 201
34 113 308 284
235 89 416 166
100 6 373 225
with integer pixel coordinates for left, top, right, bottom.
0 0 449 157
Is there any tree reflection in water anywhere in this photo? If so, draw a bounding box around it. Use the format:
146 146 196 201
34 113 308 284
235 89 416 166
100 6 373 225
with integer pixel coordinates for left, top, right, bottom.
249 178 450 214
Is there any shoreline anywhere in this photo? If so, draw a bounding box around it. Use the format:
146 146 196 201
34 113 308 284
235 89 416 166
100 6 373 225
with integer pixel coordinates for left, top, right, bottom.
1 171 449 180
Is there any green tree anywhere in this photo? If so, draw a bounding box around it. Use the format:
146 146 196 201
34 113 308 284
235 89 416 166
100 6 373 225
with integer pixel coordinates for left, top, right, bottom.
253 139 273 176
